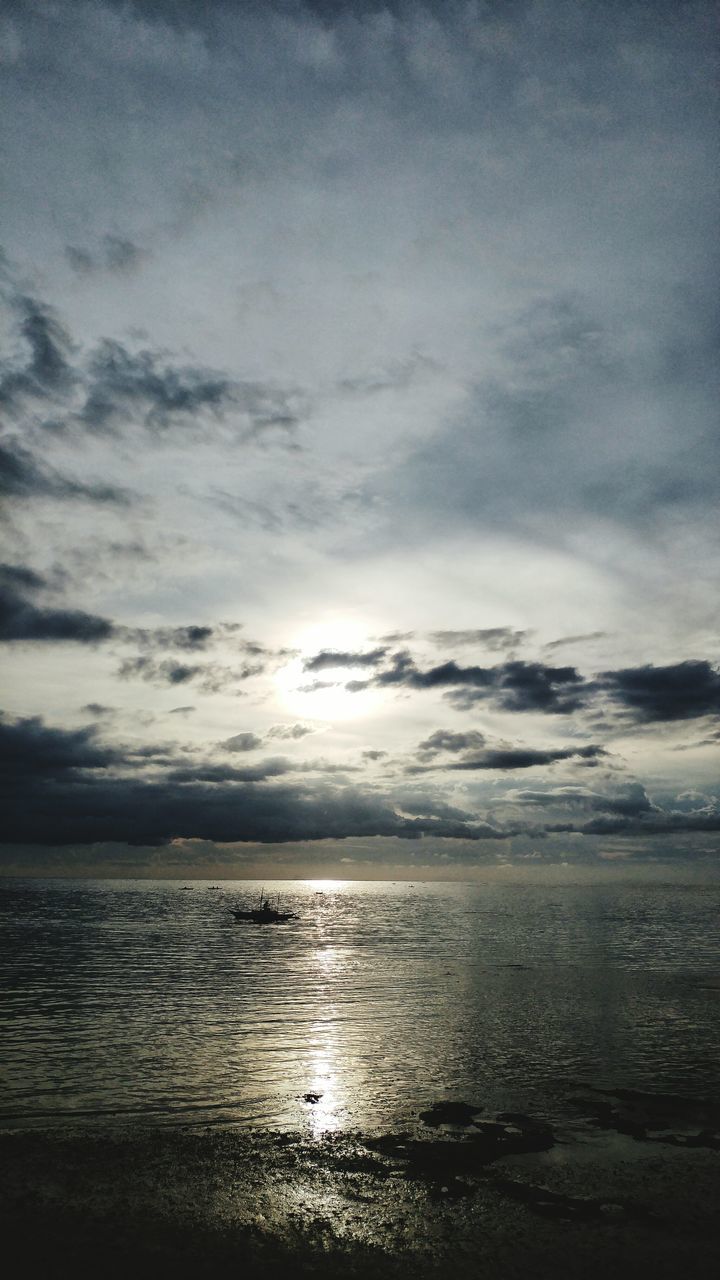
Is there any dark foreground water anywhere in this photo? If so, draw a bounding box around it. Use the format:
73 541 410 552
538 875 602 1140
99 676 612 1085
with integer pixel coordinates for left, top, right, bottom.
1 878 719 1134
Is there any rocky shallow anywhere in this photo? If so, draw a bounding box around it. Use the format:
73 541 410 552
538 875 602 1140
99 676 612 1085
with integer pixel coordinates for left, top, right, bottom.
2 1088 719 1278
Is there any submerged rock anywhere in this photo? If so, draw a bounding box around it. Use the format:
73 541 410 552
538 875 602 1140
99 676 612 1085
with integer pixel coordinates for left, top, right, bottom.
418 1101 483 1127
568 1085 720 1149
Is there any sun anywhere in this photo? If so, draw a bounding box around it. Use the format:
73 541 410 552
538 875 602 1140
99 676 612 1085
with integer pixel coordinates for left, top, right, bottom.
274 617 383 722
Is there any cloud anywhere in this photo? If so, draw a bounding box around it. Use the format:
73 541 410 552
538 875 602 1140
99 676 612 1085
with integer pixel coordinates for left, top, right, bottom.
0 294 75 414
429 628 530 651
599 660 720 721
343 649 588 713
0 713 503 846
0 440 131 505
0 563 115 643
0 278 303 445
133 624 217 651
409 743 606 772
65 234 149 275
507 783 654 818
220 731 263 753
78 338 299 439
0 713 116 775
116 653 263 691
417 729 487 757
303 646 388 672
578 808 720 836
267 722 315 740
117 656 203 685
505 780 720 837
543 632 607 652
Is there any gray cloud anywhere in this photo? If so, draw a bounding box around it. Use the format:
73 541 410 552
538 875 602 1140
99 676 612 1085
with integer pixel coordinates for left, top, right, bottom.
599 661 720 722
116 653 263 691
0 440 131 505
429 628 529 651
220 731 263 753
267 722 315 740
78 338 300 439
543 632 607 653
409 744 606 773
507 783 654 818
117 656 203 685
65 234 149 276
417 729 487 757
0 293 76 414
0 713 503 846
343 649 589 714
0 563 115 643
303 646 388 673
0 279 303 446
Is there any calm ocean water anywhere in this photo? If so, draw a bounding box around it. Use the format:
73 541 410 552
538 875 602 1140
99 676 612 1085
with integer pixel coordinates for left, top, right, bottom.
1 878 719 1134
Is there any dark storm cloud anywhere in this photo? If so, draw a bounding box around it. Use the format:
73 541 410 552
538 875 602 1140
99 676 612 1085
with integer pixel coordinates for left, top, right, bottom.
362 749 387 761
408 744 605 773
303 646 388 672
599 661 720 722
0 563 115 643
0 713 501 846
342 649 588 714
166 757 298 784
65 235 149 276
0 440 131 505
82 703 117 719
0 713 116 775
429 628 529 651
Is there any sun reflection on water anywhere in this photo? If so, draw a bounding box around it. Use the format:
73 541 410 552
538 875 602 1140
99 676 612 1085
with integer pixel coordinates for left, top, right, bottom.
302 944 347 1139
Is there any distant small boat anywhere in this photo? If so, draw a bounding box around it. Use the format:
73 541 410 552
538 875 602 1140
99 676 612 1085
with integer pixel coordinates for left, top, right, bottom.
231 889 296 925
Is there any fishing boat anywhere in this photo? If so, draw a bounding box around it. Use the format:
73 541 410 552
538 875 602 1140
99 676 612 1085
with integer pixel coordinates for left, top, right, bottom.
231 889 296 924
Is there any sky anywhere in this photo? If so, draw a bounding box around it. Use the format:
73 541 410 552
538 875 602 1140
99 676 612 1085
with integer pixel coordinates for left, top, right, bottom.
1 0 718 878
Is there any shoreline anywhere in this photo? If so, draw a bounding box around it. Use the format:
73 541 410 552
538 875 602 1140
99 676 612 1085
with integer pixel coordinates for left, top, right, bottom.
2 1100 719 1279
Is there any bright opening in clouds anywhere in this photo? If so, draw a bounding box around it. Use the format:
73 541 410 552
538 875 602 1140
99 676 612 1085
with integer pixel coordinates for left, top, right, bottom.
0 0 718 878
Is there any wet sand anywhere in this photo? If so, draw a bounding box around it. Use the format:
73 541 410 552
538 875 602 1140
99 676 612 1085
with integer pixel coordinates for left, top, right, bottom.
2 1093 719 1279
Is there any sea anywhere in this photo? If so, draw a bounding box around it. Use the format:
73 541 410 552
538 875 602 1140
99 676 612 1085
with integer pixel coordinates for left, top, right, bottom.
1 878 719 1135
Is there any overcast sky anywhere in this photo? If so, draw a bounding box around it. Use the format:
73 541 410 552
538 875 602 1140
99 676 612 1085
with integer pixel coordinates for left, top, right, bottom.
1 0 718 878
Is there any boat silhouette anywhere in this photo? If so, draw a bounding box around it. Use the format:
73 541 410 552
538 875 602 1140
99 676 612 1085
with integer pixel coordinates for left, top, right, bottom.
231 889 296 924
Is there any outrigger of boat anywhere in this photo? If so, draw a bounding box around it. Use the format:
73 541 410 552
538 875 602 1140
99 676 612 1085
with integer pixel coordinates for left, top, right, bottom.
231 891 296 924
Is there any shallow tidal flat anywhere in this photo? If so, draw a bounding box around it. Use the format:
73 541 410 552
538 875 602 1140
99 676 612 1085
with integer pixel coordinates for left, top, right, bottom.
2 1090 719 1279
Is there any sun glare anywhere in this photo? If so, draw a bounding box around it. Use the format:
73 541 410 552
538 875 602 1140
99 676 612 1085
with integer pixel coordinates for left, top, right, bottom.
274 618 382 721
